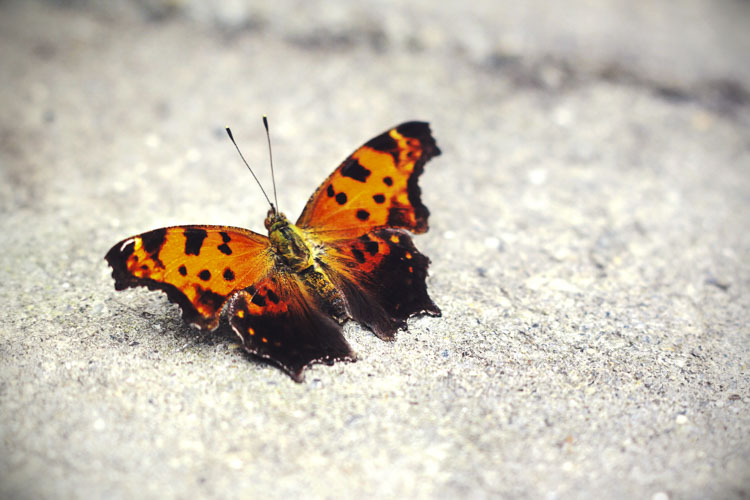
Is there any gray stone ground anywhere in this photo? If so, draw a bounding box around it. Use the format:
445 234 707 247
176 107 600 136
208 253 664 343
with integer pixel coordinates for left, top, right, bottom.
1 1 749 498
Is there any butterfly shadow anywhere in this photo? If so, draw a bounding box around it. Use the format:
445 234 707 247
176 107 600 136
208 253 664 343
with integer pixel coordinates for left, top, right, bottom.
170 318 297 377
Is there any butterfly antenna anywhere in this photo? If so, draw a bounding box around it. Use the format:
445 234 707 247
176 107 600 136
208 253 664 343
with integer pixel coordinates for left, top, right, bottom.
225 126 274 212
262 115 280 214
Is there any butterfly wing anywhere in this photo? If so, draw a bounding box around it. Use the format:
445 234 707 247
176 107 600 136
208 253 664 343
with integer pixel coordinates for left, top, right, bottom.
227 276 356 381
296 121 441 238
297 121 441 339
314 228 440 340
105 225 274 330
105 225 355 379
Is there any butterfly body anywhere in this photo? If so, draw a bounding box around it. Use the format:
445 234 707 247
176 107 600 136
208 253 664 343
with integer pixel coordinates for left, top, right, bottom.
265 209 348 321
266 210 315 272
106 121 441 381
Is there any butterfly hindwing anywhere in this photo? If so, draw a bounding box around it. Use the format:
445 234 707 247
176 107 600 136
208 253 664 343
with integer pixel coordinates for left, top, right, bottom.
317 228 441 340
105 225 272 330
227 276 356 381
296 121 441 238
296 121 442 341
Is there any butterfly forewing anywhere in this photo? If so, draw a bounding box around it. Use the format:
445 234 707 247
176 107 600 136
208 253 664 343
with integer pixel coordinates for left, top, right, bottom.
296 121 441 238
105 225 273 329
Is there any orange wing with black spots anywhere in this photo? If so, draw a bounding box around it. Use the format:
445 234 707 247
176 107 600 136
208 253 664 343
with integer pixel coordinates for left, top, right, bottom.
227 277 355 382
106 225 357 380
298 122 442 340
296 121 441 238
105 225 273 330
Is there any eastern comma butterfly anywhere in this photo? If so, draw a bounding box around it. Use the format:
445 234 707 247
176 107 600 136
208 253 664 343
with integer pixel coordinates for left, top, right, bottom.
105 121 441 381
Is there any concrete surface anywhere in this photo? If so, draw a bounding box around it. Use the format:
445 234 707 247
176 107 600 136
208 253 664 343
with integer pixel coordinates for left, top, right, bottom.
1 1 749 498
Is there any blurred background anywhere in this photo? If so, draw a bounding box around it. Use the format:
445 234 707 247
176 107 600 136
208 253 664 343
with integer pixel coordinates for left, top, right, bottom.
1 1 749 498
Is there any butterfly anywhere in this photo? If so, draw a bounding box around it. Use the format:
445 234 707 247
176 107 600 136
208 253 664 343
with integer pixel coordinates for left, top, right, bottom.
105 121 441 381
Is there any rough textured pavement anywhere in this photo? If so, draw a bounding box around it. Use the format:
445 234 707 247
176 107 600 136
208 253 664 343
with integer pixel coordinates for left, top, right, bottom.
1 1 749 498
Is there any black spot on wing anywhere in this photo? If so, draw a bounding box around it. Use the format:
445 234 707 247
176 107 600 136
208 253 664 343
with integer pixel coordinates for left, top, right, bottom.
341 159 371 183
351 247 365 263
266 289 280 304
198 269 211 281
364 240 379 255
142 228 167 254
383 176 393 186
178 265 187 276
251 293 266 307
326 184 335 197
365 131 398 152
335 192 347 205
223 268 235 281
218 231 233 255
373 194 385 204
356 209 370 221
184 228 208 256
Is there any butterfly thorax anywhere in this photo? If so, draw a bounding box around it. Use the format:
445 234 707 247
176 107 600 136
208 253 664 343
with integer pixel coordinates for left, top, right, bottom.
266 210 314 273
265 209 347 321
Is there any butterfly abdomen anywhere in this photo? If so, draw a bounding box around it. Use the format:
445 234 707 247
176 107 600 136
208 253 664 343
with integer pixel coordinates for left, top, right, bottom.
298 266 348 322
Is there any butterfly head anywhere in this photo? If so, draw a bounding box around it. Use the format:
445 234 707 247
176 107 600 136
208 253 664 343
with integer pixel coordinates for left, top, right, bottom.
264 207 287 232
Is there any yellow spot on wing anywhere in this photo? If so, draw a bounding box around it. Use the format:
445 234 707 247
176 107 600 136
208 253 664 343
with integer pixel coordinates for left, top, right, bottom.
353 147 394 170
237 310 245 318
